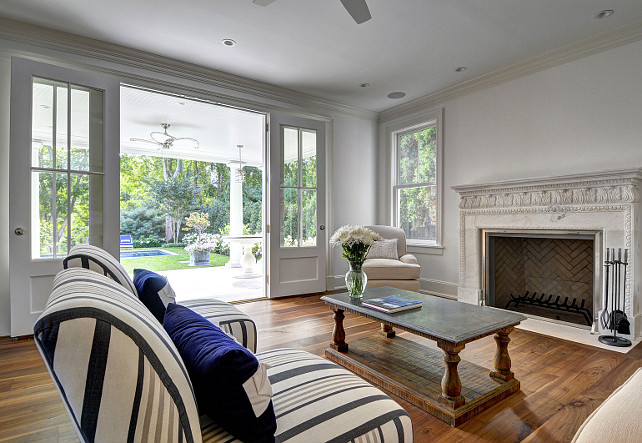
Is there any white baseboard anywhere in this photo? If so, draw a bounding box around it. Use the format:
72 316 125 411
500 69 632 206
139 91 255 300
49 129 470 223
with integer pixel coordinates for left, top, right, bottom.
419 278 458 299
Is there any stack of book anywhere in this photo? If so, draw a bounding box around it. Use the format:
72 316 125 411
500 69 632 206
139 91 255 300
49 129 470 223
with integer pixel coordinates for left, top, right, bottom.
362 295 422 313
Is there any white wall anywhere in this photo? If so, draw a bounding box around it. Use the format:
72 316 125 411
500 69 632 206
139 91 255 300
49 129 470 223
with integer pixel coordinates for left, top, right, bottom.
379 39 642 296
0 38 378 336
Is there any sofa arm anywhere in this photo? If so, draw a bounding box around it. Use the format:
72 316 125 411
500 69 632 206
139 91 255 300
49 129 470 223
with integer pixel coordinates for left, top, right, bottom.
399 254 418 265
181 298 257 353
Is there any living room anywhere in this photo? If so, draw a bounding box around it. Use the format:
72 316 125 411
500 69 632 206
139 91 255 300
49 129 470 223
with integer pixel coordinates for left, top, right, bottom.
0 1 641 442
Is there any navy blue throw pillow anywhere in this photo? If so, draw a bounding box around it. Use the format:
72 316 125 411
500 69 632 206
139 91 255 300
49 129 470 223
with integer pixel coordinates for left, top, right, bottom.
163 303 276 443
133 269 176 323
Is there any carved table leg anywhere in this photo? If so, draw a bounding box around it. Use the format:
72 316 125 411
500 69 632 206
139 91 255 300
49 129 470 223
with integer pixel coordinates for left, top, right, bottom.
379 323 396 338
330 308 349 352
437 340 466 408
491 326 514 381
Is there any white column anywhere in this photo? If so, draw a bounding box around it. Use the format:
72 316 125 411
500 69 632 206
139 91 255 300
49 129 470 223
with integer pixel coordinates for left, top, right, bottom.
226 164 243 268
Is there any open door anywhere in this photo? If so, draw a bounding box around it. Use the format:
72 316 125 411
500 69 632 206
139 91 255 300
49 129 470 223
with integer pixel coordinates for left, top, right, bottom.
268 113 326 297
9 58 119 337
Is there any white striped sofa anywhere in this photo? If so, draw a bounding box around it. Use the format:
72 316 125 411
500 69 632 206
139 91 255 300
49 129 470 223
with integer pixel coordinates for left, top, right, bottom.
34 246 413 442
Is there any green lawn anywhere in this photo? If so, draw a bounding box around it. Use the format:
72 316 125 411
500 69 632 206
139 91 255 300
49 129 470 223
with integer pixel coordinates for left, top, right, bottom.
119 247 229 274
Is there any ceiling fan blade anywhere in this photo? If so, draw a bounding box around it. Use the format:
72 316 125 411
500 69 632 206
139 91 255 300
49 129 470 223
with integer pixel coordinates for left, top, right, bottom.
253 0 277 6
129 138 160 146
340 0 371 24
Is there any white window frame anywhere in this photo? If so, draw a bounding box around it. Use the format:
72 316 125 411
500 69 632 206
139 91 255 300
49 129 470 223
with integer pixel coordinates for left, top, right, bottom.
389 109 443 249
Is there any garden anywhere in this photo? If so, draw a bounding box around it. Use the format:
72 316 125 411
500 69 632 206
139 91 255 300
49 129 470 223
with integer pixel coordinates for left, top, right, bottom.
119 154 263 272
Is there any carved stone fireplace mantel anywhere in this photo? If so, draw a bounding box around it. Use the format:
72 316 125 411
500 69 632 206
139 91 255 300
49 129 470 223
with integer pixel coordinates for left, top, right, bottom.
452 168 642 339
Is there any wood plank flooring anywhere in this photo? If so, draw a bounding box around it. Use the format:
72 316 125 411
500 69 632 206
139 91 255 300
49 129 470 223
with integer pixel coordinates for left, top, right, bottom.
1 294 640 442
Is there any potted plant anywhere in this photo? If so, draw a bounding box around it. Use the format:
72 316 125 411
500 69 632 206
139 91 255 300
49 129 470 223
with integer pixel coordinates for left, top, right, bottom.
182 212 216 266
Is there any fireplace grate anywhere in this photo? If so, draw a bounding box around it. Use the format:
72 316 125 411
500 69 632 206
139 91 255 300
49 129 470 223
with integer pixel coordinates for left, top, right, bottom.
505 291 592 326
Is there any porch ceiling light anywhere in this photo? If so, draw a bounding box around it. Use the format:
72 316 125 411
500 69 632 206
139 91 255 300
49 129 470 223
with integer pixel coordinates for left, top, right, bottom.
229 144 246 183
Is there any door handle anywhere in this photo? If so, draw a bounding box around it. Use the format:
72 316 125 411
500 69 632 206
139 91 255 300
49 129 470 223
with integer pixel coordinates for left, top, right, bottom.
14 227 25 236
319 225 325 231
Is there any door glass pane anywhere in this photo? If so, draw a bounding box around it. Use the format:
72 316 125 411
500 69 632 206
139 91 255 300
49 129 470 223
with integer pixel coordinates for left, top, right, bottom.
282 127 298 187
281 188 299 247
31 80 54 169
32 171 54 258
301 129 316 188
398 185 436 242
30 77 104 259
302 189 317 246
55 85 69 170
397 131 418 185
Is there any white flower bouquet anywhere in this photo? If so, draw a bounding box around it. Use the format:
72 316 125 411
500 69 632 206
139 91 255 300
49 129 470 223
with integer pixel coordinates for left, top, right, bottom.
330 225 382 269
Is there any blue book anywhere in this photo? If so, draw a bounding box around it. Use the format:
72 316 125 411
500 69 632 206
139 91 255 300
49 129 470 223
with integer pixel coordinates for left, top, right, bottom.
362 295 422 313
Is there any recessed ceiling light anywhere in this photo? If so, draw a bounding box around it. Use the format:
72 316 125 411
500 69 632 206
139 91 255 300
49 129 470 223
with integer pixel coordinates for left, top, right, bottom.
455 66 467 72
178 102 186 106
595 10 614 19
387 92 406 99
360 83 370 88
222 39 236 47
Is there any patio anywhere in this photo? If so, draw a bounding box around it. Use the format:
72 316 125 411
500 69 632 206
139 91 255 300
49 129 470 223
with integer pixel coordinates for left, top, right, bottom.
137 264 265 303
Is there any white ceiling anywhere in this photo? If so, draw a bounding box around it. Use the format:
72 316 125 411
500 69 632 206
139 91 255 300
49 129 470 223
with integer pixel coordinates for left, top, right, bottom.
2 1 642 112
121 87 265 166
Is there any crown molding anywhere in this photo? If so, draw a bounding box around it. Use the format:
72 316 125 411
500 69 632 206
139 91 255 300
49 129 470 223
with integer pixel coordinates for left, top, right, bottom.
379 20 642 123
0 17 378 121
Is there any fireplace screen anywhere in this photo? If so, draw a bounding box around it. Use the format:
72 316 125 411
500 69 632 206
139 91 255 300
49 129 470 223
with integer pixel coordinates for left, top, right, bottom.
486 235 594 326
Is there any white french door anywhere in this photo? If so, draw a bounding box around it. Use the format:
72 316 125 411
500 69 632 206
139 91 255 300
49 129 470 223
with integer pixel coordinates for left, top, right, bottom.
9 58 120 337
268 112 326 297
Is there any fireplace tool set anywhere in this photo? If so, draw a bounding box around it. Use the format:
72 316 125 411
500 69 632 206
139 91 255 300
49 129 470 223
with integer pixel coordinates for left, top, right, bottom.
599 248 631 347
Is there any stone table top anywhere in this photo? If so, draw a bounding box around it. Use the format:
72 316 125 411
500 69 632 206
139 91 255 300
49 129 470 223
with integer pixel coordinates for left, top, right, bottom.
321 286 526 345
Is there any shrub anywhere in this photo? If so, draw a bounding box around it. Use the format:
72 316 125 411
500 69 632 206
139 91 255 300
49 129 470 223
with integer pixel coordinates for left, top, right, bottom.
120 204 166 239
133 235 164 248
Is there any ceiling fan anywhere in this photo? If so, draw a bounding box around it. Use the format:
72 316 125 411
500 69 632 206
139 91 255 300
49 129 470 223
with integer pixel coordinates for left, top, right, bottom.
130 123 199 150
253 0 371 24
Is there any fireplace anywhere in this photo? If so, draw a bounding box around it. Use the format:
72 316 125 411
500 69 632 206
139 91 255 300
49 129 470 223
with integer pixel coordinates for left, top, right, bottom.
452 168 641 340
484 231 598 328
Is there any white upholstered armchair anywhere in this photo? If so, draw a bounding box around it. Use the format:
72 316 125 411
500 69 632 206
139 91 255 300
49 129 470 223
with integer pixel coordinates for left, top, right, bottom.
363 225 421 292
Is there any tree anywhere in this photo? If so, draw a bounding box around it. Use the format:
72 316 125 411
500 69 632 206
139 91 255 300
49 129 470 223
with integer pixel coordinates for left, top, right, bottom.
150 176 198 243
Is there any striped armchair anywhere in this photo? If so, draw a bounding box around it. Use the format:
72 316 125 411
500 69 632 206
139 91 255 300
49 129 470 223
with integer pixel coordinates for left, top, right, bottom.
34 246 413 442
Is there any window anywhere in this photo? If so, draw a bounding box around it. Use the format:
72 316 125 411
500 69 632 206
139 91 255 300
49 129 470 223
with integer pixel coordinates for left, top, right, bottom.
391 109 442 247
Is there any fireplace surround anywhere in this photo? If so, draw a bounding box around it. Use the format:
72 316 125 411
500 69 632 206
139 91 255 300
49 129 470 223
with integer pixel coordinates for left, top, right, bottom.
453 168 641 340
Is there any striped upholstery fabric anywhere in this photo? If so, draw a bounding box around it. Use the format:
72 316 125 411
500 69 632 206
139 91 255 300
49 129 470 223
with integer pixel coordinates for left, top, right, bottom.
199 349 413 443
34 268 202 443
181 298 258 354
63 244 138 297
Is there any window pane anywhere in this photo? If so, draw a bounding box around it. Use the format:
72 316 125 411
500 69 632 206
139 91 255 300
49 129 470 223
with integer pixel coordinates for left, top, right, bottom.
282 127 298 187
280 188 299 247
55 85 69 169
302 189 316 246
418 127 436 183
398 185 436 242
301 129 316 188
31 80 54 168
398 132 418 185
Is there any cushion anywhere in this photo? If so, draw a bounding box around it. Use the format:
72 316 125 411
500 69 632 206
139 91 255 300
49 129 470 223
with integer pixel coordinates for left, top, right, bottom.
363 258 421 280
35 267 201 443
572 368 642 443
163 304 276 443
199 349 414 442
367 238 399 260
133 269 176 322
63 244 138 298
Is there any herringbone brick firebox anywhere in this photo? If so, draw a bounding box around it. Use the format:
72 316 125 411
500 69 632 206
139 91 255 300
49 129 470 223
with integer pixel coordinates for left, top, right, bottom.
487 236 594 326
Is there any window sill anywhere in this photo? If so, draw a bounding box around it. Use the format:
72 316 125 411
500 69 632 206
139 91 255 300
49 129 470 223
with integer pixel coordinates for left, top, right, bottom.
407 242 444 256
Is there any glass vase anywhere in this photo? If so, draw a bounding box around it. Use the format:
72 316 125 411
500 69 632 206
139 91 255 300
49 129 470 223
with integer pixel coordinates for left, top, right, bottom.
345 263 367 299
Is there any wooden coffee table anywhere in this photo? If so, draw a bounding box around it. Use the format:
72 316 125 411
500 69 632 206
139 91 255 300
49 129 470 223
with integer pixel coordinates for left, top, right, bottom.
321 287 526 426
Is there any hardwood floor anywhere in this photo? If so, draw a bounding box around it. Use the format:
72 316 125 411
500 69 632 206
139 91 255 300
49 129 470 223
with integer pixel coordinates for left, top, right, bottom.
1 294 640 442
